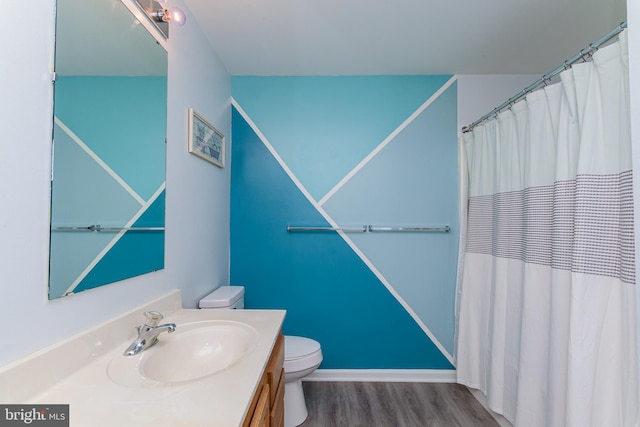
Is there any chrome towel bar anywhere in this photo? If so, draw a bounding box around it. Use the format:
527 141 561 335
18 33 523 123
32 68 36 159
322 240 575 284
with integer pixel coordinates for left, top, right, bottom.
368 225 450 232
286 225 450 233
286 225 367 232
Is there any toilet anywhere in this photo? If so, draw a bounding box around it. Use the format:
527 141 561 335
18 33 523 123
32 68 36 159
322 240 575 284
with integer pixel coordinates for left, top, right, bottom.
199 286 322 427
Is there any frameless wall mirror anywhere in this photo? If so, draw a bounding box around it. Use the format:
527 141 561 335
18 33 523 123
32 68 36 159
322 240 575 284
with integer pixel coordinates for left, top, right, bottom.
49 0 168 299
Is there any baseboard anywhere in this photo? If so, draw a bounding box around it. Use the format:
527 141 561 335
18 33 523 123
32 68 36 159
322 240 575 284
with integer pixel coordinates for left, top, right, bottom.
305 369 457 383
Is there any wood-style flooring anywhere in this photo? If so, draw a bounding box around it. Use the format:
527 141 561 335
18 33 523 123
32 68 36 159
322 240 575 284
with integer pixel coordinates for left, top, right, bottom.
299 382 500 427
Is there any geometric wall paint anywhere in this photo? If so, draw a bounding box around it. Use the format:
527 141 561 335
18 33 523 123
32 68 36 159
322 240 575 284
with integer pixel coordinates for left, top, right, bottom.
49 76 166 299
231 75 454 201
322 83 459 354
231 106 454 369
53 77 167 200
72 190 165 294
231 76 459 369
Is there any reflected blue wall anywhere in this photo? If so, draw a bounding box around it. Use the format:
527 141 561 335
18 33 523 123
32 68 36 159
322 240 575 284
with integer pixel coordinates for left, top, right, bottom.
49 76 166 299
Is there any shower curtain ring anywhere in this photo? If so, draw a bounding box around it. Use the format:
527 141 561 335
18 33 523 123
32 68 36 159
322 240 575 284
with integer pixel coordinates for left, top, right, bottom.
585 44 596 60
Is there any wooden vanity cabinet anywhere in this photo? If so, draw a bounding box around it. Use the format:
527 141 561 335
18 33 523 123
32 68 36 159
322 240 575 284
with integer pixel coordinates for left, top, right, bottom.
249 383 270 427
243 333 284 427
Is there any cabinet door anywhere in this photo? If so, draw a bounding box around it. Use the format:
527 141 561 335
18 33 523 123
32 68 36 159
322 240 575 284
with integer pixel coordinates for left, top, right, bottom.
267 333 284 405
271 370 285 427
250 384 270 427
243 331 284 427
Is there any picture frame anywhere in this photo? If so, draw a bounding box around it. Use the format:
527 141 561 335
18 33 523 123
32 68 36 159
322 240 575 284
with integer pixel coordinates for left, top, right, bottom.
188 108 225 167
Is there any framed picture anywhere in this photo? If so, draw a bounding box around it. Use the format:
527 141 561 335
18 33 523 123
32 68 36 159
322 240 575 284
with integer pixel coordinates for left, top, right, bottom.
188 108 225 167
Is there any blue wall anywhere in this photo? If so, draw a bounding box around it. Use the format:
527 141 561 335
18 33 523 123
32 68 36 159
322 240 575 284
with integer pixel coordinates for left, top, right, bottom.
50 76 166 299
231 76 458 369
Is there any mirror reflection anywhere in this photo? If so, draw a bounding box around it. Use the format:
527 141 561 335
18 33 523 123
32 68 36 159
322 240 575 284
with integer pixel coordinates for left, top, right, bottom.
134 0 170 39
49 0 168 299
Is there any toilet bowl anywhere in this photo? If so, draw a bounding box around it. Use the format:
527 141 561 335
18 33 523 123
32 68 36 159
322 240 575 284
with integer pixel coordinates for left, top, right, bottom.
199 286 322 427
283 336 323 427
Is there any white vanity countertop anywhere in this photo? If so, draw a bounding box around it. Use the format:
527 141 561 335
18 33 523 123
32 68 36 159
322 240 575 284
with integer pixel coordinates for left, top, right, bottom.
0 291 285 427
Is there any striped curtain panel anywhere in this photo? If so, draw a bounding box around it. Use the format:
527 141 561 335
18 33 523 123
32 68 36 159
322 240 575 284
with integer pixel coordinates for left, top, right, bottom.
456 31 637 426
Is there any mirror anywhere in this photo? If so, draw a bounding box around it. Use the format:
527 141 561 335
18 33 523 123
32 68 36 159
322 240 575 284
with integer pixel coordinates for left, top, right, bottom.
134 0 170 39
49 0 168 299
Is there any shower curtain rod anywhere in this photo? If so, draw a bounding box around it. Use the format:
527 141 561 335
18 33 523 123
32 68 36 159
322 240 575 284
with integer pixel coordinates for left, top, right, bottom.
461 21 627 134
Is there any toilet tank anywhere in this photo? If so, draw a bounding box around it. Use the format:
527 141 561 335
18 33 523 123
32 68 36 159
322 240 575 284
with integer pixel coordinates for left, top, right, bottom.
199 286 245 309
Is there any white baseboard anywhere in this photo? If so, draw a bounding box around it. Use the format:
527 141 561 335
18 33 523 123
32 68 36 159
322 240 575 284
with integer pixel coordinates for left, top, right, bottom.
305 369 457 383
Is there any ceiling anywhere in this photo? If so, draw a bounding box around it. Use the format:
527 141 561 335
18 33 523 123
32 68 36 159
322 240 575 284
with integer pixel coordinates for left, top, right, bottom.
182 0 626 76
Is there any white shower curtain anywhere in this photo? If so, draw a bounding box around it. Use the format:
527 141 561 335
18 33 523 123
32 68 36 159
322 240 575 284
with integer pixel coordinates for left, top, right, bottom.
456 31 638 426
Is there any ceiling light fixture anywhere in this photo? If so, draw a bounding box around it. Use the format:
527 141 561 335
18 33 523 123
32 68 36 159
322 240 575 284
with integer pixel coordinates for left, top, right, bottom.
157 0 187 26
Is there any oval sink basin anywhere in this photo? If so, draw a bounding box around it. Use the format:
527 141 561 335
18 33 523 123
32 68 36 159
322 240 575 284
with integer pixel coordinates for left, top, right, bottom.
108 320 259 387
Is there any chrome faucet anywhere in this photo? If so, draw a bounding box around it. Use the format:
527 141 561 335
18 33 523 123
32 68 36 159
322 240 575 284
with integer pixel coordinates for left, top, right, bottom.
123 311 176 356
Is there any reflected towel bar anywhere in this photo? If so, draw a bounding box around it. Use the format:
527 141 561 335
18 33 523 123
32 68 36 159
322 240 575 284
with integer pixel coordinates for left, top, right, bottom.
286 225 367 232
51 225 165 232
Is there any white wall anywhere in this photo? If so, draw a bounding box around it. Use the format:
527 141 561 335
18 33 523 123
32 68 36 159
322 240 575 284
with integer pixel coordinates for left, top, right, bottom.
457 74 539 135
164 0 232 309
0 0 230 367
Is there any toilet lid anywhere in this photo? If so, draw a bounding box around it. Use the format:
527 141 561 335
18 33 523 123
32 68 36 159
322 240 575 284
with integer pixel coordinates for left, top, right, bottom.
285 336 321 361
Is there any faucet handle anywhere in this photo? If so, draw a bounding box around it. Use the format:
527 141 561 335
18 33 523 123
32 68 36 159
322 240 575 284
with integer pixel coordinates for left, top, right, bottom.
143 311 164 327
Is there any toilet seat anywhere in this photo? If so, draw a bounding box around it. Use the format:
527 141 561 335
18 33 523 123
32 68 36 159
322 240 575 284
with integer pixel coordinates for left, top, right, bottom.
284 336 322 373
